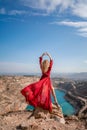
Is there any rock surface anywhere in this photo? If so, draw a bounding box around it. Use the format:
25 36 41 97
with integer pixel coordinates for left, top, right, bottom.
0 76 39 115
0 76 87 130
0 109 86 130
32 105 65 124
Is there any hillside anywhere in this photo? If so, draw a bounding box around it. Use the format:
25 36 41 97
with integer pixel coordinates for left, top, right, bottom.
0 76 87 130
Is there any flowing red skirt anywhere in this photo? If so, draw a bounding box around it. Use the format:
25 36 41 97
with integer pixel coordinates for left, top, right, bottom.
21 77 52 111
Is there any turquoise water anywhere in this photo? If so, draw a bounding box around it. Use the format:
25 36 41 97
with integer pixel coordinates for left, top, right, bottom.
26 89 75 116
54 89 75 115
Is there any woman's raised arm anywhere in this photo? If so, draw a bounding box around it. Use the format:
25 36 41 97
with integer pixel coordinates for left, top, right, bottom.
45 52 52 60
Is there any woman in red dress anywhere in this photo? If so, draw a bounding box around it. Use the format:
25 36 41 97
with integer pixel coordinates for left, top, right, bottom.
21 52 59 112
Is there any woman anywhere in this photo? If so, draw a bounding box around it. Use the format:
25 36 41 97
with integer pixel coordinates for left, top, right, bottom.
21 52 59 112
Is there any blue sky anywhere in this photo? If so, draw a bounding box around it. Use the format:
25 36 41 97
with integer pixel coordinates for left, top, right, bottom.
0 0 87 74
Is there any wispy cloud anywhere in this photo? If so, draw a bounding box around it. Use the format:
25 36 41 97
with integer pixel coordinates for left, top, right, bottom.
79 27 87 32
84 60 87 64
8 10 28 15
0 7 48 17
72 0 87 19
0 17 25 22
20 0 87 18
31 12 49 16
1 0 87 19
0 8 28 16
77 32 87 38
52 20 87 27
0 8 6 14
51 20 87 37
21 0 73 13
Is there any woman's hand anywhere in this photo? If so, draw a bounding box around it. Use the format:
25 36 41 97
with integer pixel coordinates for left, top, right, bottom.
41 53 46 57
41 52 52 60
45 52 49 56
45 52 52 60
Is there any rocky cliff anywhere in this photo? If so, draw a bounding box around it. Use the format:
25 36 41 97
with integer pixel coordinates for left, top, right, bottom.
0 76 87 130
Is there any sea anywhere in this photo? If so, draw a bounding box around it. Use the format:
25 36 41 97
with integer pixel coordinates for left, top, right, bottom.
26 89 75 116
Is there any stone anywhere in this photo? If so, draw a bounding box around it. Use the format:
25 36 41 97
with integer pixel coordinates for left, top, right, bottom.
33 104 65 124
0 76 86 130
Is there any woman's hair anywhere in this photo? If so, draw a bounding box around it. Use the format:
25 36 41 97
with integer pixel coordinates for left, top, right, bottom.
41 60 50 73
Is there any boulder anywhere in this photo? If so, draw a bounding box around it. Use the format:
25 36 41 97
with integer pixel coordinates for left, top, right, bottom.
32 104 65 124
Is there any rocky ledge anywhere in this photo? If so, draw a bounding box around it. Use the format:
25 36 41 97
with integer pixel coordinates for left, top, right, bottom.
0 76 87 130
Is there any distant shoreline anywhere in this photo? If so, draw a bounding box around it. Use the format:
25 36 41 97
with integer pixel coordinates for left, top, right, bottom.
0 72 87 80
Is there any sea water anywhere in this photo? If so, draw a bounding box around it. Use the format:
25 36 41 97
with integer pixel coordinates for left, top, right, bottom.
26 89 75 116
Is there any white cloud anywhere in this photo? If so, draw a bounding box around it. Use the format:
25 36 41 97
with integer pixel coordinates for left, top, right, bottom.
0 0 87 20
53 21 87 27
77 32 87 38
20 0 87 18
8 10 28 15
31 12 49 16
0 8 6 14
78 27 87 32
0 7 28 16
72 0 87 18
52 20 87 37
1 0 87 19
21 0 73 13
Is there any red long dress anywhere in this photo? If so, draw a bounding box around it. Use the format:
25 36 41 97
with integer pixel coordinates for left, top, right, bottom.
21 57 53 112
